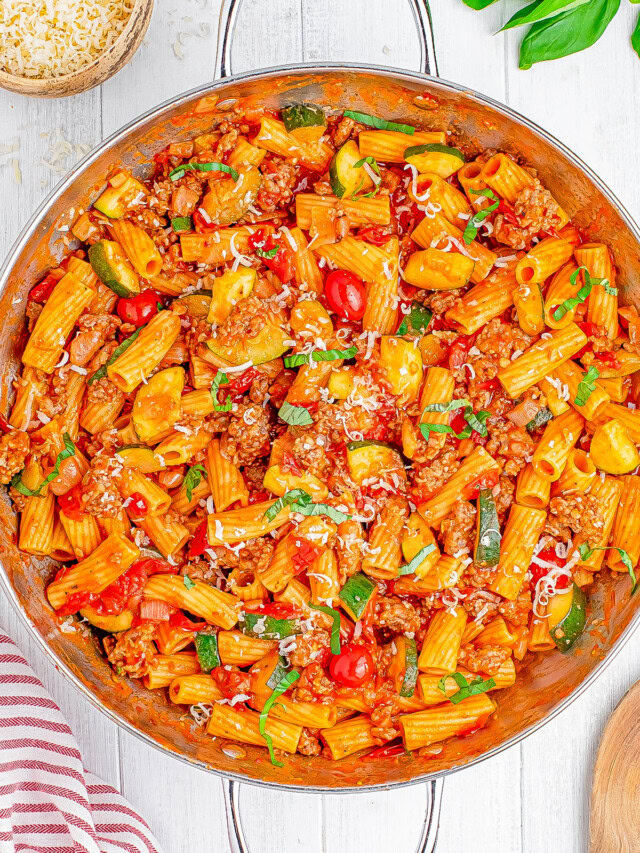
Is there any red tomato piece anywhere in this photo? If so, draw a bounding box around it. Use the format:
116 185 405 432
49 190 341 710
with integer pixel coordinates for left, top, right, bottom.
529 547 570 589
291 536 324 576
29 273 60 304
57 484 85 521
248 228 294 283
461 469 500 500
226 367 259 399
188 519 210 558
56 591 99 617
364 744 405 759
192 209 219 233
595 351 621 370
0 416 12 434
497 199 519 226
243 601 301 619
127 492 148 520
169 611 207 631
117 291 162 327
357 226 391 246
324 270 367 321
329 643 374 687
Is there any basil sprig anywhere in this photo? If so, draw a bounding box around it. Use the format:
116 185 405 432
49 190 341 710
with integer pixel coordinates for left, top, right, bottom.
552 266 613 322
279 401 313 426
263 489 309 523
579 543 637 593
184 464 207 501
255 245 279 259
437 671 496 705
210 370 232 412
11 433 76 497
263 489 351 524
169 161 239 182
463 188 500 245
259 669 300 767
343 110 415 135
420 399 490 440
397 303 432 337
183 574 196 590
398 544 436 576
574 366 599 407
308 602 341 654
88 326 143 385
284 346 357 368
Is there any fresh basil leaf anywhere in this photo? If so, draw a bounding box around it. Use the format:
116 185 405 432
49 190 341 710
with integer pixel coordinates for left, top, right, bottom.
397 303 432 337
263 489 311 523
469 187 499 201
308 602 341 653
259 670 300 766
519 0 620 70
279 401 313 426
552 266 594 321
579 543 637 593
183 575 196 590
420 400 489 440
88 326 143 385
284 346 357 368
255 245 279 259
353 156 381 175
211 370 232 412
171 216 193 232
574 366 599 407
501 0 590 31
437 671 496 705
633 11 640 58
462 0 501 7
169 161 239 182
423 399 471 414
11 433 76 497
184 464 207 502
463 198 500 245
290 500 352 524
465 408 490 436
343 110 415 135
419 422 470 440
399 544 436 576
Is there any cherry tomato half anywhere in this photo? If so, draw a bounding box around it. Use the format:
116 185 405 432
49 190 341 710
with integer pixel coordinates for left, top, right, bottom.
117 291 162 328
126 492 148 520
329 643 374 687
324 270 367 321
529 547 570 589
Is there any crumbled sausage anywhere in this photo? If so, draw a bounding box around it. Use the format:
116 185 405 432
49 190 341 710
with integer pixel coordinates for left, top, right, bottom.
289 630 331 667
0 430 30 485
221 402 272 466
411 444 460 502
547 493 603 541
498 590 532 627
440 499 476 556
457 643 510 676
374 596 421 634
81 455 124 517
104 625 156 678
257 158 297 212
298 727 322 756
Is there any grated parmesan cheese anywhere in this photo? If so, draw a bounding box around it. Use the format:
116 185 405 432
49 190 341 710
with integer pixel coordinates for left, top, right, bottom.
0 0 135 79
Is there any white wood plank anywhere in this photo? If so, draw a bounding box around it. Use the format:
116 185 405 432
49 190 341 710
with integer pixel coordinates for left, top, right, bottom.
241 785 323 853
231 0 303 72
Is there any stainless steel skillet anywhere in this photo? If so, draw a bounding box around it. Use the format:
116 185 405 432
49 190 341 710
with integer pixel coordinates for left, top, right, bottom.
1 1 639 850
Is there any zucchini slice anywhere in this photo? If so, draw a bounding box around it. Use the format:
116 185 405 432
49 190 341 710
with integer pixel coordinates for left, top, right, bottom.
404 143 465 178
401 512 439 578
339 572 377 621
526 407 553 433
329 140 373 199
239 612 303 640
379 336 424 404
547 582 587 652
206 318 290 365
263 464 328 501
282 104 327 144
346 439 404 486
131 366 185 444
389 636 418 698
80 607 134 632
114 445 166 473
93 172 147 219
474 489 501 567
266 654 294 690
174 289 212 319
88 240 140 298
327 367 355 400
207 268 256 325
397 302 432 337
194 631 220 673
171 216 193 233
200 166 262 227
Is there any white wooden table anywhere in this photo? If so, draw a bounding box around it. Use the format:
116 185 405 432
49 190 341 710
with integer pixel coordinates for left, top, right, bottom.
2 1 640 850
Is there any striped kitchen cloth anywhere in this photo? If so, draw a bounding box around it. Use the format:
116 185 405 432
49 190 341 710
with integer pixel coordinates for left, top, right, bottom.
0 631 163 853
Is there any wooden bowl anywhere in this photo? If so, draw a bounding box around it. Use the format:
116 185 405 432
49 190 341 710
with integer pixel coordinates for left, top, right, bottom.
0 0 154 99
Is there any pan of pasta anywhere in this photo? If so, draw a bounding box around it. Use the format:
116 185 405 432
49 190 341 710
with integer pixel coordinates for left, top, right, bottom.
2 0 640 816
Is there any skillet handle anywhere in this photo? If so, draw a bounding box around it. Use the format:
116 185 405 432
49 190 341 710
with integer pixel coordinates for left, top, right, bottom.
221 776 444 853
214 0 439 78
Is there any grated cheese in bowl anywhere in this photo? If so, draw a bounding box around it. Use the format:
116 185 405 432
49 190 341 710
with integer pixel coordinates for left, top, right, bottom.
0 0 135 79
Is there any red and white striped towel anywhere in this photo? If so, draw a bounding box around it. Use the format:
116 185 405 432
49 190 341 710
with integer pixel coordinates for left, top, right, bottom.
0 631 163 853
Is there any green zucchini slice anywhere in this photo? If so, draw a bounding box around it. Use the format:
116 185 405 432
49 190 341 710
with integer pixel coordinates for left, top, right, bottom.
194 631 220 673
88 240 140 298
474 489 501 567
547 582 587 652
282 104 327 144
239 612 303 640
526 407 553 433
389 636 419 698
114 445 165 473
339 572 377 621
403 143 465 178
346 440 402 485
329 140 370 199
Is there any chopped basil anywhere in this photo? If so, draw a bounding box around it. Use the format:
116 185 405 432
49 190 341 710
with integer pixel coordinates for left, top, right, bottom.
169 161 239 182
423 399 471 414
343 110 416 135
398 544 436 576
290 500 351 524
284 346 357 368
579 543 637 593
259 669 301 766
397 303 432 337
88 326 143 385
255 245 279 259
463 188 500 245
308 602 341 653
353 155 381 174
210 370 232 412
184 464 208 501
183 575 196 590
11 433 76 498
263 489 310 522
420 400 490 440
437 671 496 705
551 266 609 321
574 366 599 407
279 401 313 427
171 216 193 232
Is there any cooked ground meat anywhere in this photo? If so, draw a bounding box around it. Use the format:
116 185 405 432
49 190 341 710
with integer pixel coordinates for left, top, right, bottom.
293 662 335 704
257 158 297 212
499 590 532 627
298 727 322 756
26 300 43 332
494 178 563 250
375 596 421 635
485 419 534 477
461 589 501 622
216 295 268 342
291 432 331 481
411 444 460 502
457 643 511 676
81 455 124 517
425 289 461 315
0 430 30 485
85 376 121 407
221 402 272 466
547 493 603 541
336 519 364 581
104 625 156 678
440 499 476 556
69 313 120 366
494 476 516 523
289 630 331 667
369 703 400 743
